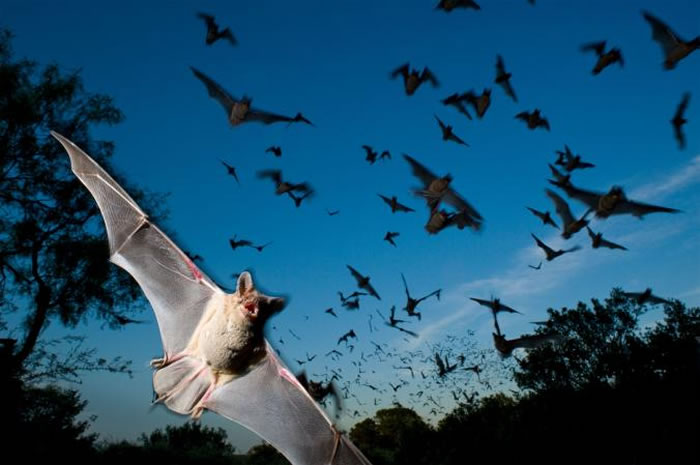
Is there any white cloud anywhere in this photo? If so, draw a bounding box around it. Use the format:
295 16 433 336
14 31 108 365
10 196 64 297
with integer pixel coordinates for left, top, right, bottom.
631 154 700 200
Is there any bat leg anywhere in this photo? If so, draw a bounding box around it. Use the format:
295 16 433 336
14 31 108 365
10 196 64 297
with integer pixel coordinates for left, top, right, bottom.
152 354 214 418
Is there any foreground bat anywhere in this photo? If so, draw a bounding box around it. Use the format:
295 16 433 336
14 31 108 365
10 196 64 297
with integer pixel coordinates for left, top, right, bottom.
191 67 313 127
586 226 627 251
197 12 237 46
642 11 699 70
622 288 672 306
51 132 372 465
531 233 581 261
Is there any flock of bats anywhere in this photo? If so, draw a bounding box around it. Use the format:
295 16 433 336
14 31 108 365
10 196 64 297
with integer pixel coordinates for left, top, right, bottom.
181 6 695 420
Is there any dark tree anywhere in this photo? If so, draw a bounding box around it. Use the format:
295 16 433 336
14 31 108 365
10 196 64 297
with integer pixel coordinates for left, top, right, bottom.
0 29 165 383
246 443 290 465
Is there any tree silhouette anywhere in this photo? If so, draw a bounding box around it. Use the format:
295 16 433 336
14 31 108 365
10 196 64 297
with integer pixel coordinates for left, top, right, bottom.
0 28 165 382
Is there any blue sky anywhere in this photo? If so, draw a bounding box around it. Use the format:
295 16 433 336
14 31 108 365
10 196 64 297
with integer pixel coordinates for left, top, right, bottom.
3 0 700 452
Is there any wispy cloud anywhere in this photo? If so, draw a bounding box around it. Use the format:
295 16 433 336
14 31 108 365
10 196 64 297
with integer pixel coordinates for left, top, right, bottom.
631 154 700 200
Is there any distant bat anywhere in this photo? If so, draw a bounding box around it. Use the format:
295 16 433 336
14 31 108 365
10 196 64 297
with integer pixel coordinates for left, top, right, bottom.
257 169 313 196
229 235 254 251
338 329 358 345
379 150 391 161
327 209 340 216
495 55 517 102
288 190 313 208
580 40 624 74
546 189 590 239
463 89 491 118
347 265 381 300
528 262 542 270
531 233 581 261
622 288 672 306
220 160 240 184
425 208 481 234
401 273 441 321
671 92 690 149
384 231 400 247
51 132 371 465
642 11 699 70
297 371 342 412
556 145 595 172
435 114 469 146
390 63 439 95
515 109 550 131
493 332 563 357
266 146 282 157
434 353 457 377
526 206 559 229
435 0 481 12
325 308 337 318
378 194 415 213
191 67 313 127
470 297 522 315
197 12 237 46
381 306 418 338
586 226 627 251
441 93 472 120
552 183 680 219
548 163 572 188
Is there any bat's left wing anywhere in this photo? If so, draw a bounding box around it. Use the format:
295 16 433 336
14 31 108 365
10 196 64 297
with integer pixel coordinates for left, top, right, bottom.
205 343 372 465
190 67 237 116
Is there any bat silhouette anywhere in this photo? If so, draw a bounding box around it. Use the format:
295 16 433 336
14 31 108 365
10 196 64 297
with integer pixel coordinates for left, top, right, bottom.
390 63 439 95
580 40 624 74
197 12 237 46
51 132 371 465
463 89 491 118
347 265 381 300
622 288 672 306
528 262 542 270
586 226 627 251
495 55 517 102
288 190 313 208
470 297 522 315
671 92 690 149
556 145 595 172
435 0 480 11
531 233 581 261
219 160 240 184
379 306 418 338
297 371 342 412
424 208 481 234
441 93 473 120
258 169 313 196
229 235 255 251
378 194 415 213
266 146 282 157
327 209 340 216
191 67 313 127
362 145 379 165
325 308 337 318
434 353 457 377
526 206 559 229
642 11 699 70
548 163 572 188
403 154 483 226
435 114 469 146
337 329 358 346
493 332 563 357
401 273 441 321
546 189 590 239
515 109 550 131
384 231 400 247
552 183 680 219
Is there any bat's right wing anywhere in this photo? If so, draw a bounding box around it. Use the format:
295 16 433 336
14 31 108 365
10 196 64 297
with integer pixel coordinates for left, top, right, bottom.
190 66 237 116
52 132 222 358
642 11 682 56
553 183 601 211
205 344 373 465
403 153 438 187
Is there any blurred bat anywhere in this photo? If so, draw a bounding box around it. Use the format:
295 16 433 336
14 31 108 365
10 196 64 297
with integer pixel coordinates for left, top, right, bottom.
580 40 624 74
531 233 581 261
526 206 559 229
528 262 542 270
338 329 357 345
586 226 627 251
470 297 522 315
327 209 340 216
378 194 415 213
493 332 563 357
546 189 590 239
463 89 491 118
266 146 282 157
495 55 517 102
441 93 473 120
257 169 313 196
556 145 594 172
288 190 313 208
384 231 400 247
515 109 550 131
219 160 240 184
347 265 381 300
197 12 237 46
425 208 481 234
435 114 469 146
297 371 342 413
191 67 313 127
435 0 480 11
622 288 672 306
671 92 690 149
401 273 441 321
390 63 439 95
642 11 699 70
51 132 371 465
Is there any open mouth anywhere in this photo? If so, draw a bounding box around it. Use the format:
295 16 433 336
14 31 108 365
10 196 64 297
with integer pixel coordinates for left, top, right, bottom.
243 300 259 319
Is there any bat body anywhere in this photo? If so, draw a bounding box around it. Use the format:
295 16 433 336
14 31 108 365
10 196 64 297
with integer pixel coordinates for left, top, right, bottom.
531 233 581 261
401 273 440 321
197 12 237 46
495 55 517 102
586 226 627 251
51 132 372 465
347 265 381 300
580 40 624 74
378 194 415 213
435 114 469 146
191 67 313 127
435 0 480 11
526 206 559 229
642 11 699 69
383 231 400 247
672 92 690 149
463 89 491 118
390 63 439 95
220 160 239 184
515 109 550 131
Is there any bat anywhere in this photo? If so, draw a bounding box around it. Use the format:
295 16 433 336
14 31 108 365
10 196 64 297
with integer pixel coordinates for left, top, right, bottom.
531 233 581 261
288 190 313 208
337 329 357 345
580 40 624 74
266 146 282 157
546 188 590 239
470 297 522 315
347 265 381 300
528 262 542 270
622 288 672 306
441 93 473 120
493 332 563 357
377 194 415 213
297 371 342 413
526 206 559 229
556 145 595 172
324 308 337 318
435 0 481 12
327 209 340 216
515 109 550 131
495 55 517 102
258 169 313 196
586 226 627 251
51 132 372 465
552 183 680 219
671 92 690 150
390 63 440 96
380 306 418 338
383 231 400 247
642 11 699 70
434 353 457 377
219 160 239 184
463 88 491 118
401 273 441 321
424 208 481 234
197 12 237 46
435 114 469 146
548 163 572 188
191 67 313 127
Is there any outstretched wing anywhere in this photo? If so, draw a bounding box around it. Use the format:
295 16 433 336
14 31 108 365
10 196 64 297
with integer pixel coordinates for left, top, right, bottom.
206 344 372 465
552 182 602 211
403 153 438 187
614 198 681 217
642 11 683 56
190 67 237 117
545 189 575 228
52 132 222 358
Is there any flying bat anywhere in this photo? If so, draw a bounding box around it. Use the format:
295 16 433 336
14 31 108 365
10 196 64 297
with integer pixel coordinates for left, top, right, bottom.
622 288 672 306
531 233 581 261
219 160 239 184
586 226 627 251
51 132 372 465
191 67 313 127
424 208 481 234
288 190 313 208
463 89 491 118
441 93 473 120
337 329 358 346
552 183 680 219
493 332 563 357
297 371 342 413
548 163 572 188
325 308 337 318
197 12 237 46
347 265 381 300
257 169 313 196
515 109 550 131
528 262 542 270
435 0 480 11
642 11 699 70
384 231 400 247
390 63 439 95
378 194 415 213
546 189 590 239
580 40 624 74
401 273 441 321
526 206 559 229
435 114 469 146
470 297 522 315
266 146 282 157
434 353 457 377
495 55 517 102
556 145 595 172
671 92 690 149
380 306 418 338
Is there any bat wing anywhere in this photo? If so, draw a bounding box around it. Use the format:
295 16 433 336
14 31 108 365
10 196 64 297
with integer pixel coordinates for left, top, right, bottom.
51 132 222 358
614 198 680 217
642 11 682 56
600 237 627 250
580 40 606 56
246 108 295 125
546 189 575 228
469 297 493 309
390 63 409 80
403 153 438 187
190 67 237 116
554 183 602 211
205 344 372 465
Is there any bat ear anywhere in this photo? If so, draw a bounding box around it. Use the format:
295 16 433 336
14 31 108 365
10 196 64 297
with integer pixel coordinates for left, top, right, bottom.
237 271 255 295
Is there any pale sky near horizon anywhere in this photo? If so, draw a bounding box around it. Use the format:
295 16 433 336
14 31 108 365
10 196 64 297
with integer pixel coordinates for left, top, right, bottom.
3 0 699 452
